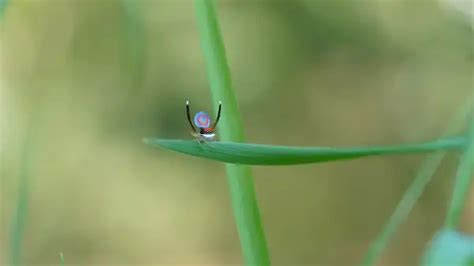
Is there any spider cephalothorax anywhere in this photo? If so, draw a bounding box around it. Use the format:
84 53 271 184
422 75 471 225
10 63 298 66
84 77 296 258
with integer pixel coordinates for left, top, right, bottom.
186 100 222 142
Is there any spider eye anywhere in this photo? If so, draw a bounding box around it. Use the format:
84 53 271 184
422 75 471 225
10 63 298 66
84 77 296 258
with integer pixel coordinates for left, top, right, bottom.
193 112 211 128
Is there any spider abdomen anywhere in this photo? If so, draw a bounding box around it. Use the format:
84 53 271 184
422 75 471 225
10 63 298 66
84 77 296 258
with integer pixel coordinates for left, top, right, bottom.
194 112 211 128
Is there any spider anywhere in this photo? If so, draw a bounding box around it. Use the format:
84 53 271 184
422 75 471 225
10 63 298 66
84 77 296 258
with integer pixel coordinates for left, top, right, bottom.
186 100 222 142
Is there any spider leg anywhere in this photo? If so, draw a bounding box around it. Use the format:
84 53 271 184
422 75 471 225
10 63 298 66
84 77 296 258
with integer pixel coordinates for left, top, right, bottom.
186 100 197 133
193 135 208 147
191 131 207 145
212 101 222 128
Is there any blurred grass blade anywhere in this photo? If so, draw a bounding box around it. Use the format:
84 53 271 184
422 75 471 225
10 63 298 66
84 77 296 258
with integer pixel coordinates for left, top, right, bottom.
361 154 448 265
445 117 474 228
120 0 146 88
421 229 474 265
145 136 466 165
0 0 7 19
59 252 65 266
361 96 474 266
9 120 37 266
194 0 270 265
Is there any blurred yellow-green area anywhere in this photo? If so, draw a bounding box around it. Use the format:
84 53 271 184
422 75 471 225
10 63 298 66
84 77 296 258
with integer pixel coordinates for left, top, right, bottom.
1 0 473 265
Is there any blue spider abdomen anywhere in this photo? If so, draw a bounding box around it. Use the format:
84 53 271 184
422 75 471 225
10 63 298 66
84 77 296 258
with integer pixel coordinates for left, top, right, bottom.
193 112 211 128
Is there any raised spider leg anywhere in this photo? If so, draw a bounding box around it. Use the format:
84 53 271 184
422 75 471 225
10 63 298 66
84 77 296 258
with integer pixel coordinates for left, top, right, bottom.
212 101 222 129
186 100 197 133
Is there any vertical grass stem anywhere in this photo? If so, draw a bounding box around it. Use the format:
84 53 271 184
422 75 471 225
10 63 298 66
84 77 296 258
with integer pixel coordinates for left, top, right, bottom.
194 1 270 265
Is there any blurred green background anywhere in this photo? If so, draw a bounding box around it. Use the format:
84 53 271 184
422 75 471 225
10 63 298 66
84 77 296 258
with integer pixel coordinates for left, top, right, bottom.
1 0 473 265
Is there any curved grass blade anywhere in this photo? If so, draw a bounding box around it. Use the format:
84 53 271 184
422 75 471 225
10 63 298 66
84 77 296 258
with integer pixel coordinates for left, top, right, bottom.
144 136 466 166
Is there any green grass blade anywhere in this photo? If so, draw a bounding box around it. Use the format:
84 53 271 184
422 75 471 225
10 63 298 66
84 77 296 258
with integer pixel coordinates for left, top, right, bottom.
194 0 270 265
0 0 7 19
9 122 37 266
360 96 474 265
59 252 65 266
119 0 146 88
445 118 474 228
145 136 466 165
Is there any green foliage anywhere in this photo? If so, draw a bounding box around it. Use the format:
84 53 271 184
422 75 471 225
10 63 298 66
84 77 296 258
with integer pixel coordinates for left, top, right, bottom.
145 136 466 165
194 0 270 265
422 229 474 266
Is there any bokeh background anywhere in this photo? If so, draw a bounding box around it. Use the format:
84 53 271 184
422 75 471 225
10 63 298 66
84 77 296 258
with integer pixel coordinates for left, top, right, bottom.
1 0 473 265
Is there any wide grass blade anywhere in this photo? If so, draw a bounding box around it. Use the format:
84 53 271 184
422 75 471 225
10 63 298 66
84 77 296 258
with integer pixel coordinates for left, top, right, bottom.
145 136 466 166
194 0 270 265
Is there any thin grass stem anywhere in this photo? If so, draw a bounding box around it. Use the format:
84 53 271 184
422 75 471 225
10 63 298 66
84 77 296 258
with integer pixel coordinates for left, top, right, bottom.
445 117 474 228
